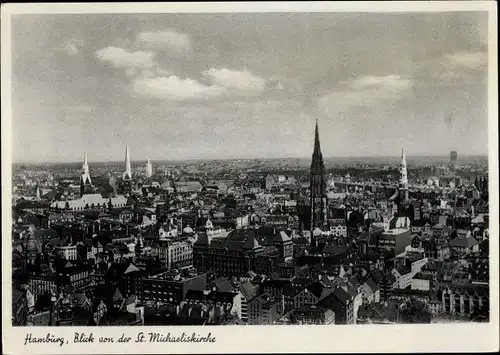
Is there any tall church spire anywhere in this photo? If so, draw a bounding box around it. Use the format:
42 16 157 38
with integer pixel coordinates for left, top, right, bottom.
313 119 322 157
399 147 408 200
80 152 92 197
309 119 328 246
311 119 325 174
123 144 132 180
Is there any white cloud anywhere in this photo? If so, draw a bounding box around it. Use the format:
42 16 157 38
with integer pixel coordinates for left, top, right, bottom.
202 68 266 93
136 30 192 54
443 52 487 71
418 51 488 83
59 39 84 56
131 75 227 101
95 46 156 70
347 74 412 91
318 74 413 113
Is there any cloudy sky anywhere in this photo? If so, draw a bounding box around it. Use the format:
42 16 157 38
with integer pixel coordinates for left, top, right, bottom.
11 12 488 163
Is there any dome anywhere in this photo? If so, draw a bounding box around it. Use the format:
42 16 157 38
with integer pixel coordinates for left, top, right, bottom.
183 226 194 234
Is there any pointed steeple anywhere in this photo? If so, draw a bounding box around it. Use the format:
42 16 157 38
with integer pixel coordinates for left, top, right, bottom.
80 152 92 196
82 152 90 176
145 157 153 178
399 147 408 189
310 119 328 245
398 147 409 205
123 145 132 180
311 119 325 174
313 119 322 157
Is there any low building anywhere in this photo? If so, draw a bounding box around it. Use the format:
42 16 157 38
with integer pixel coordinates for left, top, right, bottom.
359 279 380 304
193 229 264 278
292 304 335 325
54 244 78 261
28 274 57 301
141 270 207 306
441 284 489 316
293 282 332 310
449 236 480 256
238 281 259 322
154 239 193 270
247 293 279 325
411 273 432 291
318 287 355 325
392 266 412 290
50 194 128 212
378 229 413 257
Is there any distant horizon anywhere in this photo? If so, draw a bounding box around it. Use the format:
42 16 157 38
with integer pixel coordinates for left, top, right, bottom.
13 153 489 166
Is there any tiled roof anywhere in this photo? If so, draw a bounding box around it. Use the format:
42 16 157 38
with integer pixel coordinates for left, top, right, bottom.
239 281 258 301
395 265 412 276
273 230 292 243
449 237 479 248
366 278 379 292
212 277 234 293
113 288 123 302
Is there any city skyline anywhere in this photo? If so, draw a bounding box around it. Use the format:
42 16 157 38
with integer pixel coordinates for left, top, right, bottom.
11 12 488 163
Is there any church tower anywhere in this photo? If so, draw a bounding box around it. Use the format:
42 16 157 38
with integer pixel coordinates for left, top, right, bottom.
122 144 133 194
80 152 93 197
145 157 153 178
389 147 413 229
310 119 328 246
399 148 409 203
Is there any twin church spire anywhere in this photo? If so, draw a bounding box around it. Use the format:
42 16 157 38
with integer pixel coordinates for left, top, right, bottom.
79 145 152 197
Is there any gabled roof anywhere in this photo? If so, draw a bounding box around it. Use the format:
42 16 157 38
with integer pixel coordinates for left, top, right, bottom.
395 265 412 276
332 287 352 304
273 230 292 243
211 277 234 293
113 288 123 302
239 281 259 301
242 234 261 249
449 237 479 248
124 263 139 275
319 287 352 308
252 292 274 306
304 281 330 300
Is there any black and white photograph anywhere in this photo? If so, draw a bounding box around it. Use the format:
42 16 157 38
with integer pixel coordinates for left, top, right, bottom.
1 2 498 354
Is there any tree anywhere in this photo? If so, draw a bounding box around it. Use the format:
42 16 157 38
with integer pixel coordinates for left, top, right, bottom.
399 300 432 324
